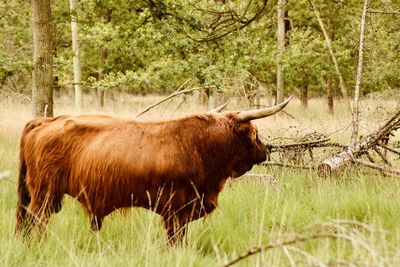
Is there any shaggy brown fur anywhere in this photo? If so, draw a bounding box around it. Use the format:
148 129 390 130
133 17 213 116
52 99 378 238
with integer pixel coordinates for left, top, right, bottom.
15 112 267 243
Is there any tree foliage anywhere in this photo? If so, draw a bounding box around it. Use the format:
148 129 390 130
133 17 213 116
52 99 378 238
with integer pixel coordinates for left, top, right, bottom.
0 0 399 97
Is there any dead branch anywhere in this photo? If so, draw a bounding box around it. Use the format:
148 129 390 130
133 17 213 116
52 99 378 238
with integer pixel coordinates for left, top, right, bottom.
373 148 390 166
350 0 368 147
353 159 400 177
377 144 400 156
318 108 400 177
269 138 330 150
223 232 363 267
367 9 400 15
363 151 375 163
224 219 387 266
262 162 314 170
135 86 211 118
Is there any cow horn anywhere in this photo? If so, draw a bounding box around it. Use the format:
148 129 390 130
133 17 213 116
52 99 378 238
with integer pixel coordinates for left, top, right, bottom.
208 102 228 113
236 96 292 121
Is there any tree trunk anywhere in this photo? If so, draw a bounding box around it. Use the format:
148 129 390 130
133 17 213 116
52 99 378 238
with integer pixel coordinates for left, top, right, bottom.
300 83 308 108
276 0 286 104
31 0 53 118
98 9 112 109
350 0 368 147
326 75 334 114
70 0 82 111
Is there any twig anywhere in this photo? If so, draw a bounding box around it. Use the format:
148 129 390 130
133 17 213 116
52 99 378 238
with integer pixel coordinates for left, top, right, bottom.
187 0 268 43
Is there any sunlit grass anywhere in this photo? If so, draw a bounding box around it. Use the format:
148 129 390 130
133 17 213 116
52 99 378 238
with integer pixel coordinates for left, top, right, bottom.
1 93 400 266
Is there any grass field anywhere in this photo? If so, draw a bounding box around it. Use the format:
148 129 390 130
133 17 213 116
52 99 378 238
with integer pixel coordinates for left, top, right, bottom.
1 93 400 266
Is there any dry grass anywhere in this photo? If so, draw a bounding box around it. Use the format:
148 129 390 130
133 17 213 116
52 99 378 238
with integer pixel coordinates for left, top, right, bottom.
2 92 399 141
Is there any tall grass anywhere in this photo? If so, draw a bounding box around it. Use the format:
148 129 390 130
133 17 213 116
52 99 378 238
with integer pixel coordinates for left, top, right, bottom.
0 93 399 266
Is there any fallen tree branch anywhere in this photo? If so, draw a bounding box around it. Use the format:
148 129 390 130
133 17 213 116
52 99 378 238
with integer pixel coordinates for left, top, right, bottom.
377 144 400 156
318 108 400 177
266 138 345 150
262 161 314 170
223 232 363 267
269 138 330 149
224 219 388 266
373 147 390 166
353 159 400 177
367 9 400 15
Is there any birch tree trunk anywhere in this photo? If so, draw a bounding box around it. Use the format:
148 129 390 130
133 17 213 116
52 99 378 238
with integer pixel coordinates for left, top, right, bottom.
70 0 82 111
318 0 371 177
276 0 285 104
350 0 369 147
31 0 53 118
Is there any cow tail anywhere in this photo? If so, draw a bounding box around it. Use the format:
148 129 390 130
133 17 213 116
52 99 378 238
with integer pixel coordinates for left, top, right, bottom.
15 138 31 236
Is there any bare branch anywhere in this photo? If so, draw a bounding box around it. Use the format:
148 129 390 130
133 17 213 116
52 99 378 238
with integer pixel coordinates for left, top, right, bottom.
377 144 400 156
367 9 400 15
373 148 390 166
187 0 269 43
223 232 362 267
262 161 315 170
136 87 210 118
353 159 400 177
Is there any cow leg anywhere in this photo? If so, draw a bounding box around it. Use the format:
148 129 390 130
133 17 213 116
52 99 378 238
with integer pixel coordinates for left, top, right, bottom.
26 193 63 237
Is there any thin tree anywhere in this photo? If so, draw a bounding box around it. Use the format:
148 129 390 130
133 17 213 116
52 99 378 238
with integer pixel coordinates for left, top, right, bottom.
276 0 286 104
98 9 112 109
31 0 54 117
309 0 348 100
70 0 82 110
350 0 368 147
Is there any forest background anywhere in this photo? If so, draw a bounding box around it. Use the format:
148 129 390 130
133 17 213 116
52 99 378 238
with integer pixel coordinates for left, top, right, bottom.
1 0 399 112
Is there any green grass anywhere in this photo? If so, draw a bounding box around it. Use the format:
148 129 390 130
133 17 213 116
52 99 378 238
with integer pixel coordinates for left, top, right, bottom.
1 95 400 266
1 131 400 266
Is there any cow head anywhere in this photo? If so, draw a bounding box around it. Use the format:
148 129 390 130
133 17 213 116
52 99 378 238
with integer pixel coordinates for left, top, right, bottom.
226 96 292 178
